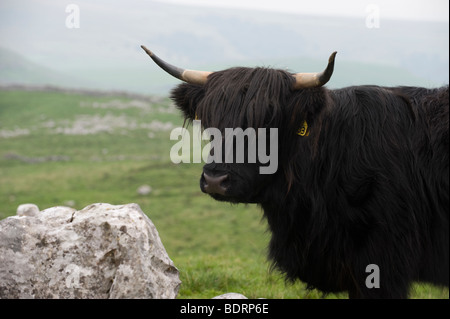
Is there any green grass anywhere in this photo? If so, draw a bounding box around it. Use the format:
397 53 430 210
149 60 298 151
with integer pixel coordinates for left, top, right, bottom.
0 89 448 299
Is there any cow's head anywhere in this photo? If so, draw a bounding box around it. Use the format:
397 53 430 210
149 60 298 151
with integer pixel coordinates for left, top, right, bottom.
141 45 336 204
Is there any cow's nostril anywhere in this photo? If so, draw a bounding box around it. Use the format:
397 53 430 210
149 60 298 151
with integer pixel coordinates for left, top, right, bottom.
202 173 229 196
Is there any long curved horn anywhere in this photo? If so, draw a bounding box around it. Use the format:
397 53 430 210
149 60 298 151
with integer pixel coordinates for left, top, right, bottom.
293 51 337 89
141 45 212 85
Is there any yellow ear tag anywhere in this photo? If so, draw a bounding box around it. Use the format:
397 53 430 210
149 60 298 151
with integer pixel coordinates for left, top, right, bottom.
195 113 199 120
297 120 310 136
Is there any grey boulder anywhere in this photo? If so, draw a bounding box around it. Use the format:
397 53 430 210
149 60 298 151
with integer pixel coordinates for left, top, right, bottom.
0 203 180 299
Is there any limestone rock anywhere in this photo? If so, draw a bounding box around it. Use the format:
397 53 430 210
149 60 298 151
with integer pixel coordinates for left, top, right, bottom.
212 293 248 299
16 203 39 217
0 203 180 299
137 184 152 196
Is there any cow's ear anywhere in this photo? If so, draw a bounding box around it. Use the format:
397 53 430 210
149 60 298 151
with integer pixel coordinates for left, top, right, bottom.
287 88 329 133
170 83 205 121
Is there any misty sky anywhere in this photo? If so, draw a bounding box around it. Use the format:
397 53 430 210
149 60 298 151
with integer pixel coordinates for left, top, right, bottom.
156 0 449 22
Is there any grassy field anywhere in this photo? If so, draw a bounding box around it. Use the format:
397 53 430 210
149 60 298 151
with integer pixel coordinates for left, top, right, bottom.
0 89 448 299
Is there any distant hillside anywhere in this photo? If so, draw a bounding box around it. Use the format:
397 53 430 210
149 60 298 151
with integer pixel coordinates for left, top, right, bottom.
0 47 92 88
0 47 439 96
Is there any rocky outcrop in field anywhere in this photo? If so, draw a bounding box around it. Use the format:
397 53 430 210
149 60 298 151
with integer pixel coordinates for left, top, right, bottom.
0 203 180 299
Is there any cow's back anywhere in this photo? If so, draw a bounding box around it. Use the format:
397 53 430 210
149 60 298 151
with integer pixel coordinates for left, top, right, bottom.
392 86 448 156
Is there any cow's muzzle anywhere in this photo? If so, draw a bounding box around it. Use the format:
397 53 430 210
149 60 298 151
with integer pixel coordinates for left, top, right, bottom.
201 172 229 196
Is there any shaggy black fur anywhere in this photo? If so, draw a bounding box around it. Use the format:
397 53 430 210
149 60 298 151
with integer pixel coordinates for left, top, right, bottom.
170 66 449 298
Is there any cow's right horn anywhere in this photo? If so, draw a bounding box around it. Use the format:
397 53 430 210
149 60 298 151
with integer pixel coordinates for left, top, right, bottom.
293 51 337 89
141 45 212 85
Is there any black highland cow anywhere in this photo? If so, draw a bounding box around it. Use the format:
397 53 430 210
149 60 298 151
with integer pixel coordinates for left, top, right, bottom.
142 45 449 298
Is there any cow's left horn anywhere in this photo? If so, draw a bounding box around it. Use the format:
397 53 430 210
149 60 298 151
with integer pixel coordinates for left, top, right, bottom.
293 51 337 89
141 45 212 85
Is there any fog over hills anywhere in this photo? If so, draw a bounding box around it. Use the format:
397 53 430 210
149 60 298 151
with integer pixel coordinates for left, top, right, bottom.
0 0 448 95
